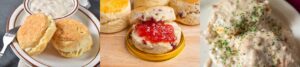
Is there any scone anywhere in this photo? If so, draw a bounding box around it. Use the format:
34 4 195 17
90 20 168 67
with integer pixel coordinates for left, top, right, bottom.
130 6 176 24
17 13 57 56
52 19 93 58
130 6 182 54
100 0 131 33
131 21 181 54
133 0 169 8
169 0 200 25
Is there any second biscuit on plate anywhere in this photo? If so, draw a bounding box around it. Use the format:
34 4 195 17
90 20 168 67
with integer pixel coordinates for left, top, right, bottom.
51 18 93 58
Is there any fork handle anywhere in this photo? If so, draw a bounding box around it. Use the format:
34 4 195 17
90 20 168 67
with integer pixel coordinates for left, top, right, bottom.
0 44 9 54
0 53 3 58
0 45 8 58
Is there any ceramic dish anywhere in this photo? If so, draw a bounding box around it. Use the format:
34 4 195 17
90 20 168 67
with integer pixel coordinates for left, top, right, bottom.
126 29 185 61
23 0 79 19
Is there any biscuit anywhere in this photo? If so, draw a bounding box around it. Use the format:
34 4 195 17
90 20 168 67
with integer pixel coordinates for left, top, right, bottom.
52 18 93 58
133 0 170 8
17 13 57 56
130 22 181 54
130 6 176 24
100 0 131 33
169 0 200 25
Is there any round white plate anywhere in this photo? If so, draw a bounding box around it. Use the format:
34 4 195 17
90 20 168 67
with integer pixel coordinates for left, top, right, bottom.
17 60 28 67
6 4 100 67
200 0 300 66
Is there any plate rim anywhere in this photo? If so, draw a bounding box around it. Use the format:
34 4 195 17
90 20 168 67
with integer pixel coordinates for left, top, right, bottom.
6 4 100 67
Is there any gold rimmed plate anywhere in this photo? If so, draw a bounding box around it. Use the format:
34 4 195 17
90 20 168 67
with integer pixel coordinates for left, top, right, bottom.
125 29 185 61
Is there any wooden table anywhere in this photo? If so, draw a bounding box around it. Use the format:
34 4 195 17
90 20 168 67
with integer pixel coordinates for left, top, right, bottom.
100 24 200 67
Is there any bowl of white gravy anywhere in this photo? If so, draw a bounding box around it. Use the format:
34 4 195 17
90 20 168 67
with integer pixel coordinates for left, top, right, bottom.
24 0 78 19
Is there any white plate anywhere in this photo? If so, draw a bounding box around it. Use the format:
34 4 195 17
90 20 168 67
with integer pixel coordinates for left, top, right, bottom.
200 0 300 66
17 60 28 67
6 4 100 67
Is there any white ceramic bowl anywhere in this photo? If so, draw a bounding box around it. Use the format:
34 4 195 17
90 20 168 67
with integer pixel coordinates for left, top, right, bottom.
23 0 79 19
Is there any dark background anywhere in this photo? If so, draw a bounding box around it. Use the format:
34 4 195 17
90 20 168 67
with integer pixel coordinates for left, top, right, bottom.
0 0 99 67
288 0 300 13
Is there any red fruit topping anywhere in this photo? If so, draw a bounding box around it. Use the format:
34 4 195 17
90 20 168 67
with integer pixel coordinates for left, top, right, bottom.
135 19 176 43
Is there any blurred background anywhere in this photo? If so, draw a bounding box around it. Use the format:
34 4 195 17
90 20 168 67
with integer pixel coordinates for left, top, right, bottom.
288 0 300 13
0 0 99 67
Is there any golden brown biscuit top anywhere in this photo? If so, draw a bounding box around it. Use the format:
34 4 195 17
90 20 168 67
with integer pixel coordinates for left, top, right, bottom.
54 18 90 41
181 0 200 4
100 0 129 13
17 13 49 48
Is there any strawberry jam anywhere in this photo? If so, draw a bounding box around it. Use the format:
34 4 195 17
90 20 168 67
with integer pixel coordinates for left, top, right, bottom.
135 19 176 43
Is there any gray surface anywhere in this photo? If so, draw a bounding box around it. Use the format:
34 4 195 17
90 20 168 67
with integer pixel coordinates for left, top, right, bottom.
0 0 22 67
0 0 99 67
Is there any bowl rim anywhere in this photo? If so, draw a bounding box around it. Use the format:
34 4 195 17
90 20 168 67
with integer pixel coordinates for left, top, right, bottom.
23 0 79 20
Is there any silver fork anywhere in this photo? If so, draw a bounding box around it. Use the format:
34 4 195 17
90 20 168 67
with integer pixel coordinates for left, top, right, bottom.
0 26 20 58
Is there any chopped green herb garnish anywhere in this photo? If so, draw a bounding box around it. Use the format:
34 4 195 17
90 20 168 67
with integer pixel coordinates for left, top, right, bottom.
215 39 237 64
249 26 257 32
216 39 229 48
